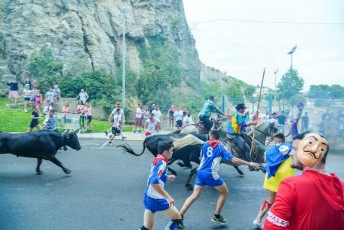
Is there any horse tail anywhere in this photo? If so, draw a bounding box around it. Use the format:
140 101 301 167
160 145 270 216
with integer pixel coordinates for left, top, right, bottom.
116 140 147 156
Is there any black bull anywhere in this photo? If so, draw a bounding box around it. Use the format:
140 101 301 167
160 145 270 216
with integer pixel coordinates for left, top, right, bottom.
0 130 81 174
117 133 247 190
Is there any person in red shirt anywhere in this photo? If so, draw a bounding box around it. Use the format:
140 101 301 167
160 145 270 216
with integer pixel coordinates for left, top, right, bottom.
264 132 344 230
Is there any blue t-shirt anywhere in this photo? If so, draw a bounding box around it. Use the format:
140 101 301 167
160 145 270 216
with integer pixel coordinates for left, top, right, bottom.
144 155 168 199
198 140 233 180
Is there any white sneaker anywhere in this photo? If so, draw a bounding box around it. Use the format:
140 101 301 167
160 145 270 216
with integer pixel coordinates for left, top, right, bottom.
253 220 263 229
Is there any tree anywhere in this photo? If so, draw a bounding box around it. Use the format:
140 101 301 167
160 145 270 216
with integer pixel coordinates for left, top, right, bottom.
28 47 63 91
277 68 304 101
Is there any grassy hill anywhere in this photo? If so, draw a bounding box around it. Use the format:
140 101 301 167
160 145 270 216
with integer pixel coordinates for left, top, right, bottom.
0 98 133 132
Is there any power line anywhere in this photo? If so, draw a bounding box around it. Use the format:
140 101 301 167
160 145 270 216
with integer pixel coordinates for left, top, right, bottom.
190 18 344 29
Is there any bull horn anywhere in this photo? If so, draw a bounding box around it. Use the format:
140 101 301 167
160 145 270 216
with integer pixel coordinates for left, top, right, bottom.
73 128 81 134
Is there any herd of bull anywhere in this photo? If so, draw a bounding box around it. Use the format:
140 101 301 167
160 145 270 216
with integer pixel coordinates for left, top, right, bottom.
0 118 277 190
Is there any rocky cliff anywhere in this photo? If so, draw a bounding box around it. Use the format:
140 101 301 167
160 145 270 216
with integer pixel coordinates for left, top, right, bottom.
0 0 200 89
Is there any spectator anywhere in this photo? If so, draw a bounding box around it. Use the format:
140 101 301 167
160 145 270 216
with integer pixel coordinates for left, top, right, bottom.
45 87 54 103
42 100 53 117
6 80 19 104
133 102 143 133
264 132 344 229
76 100 85 130
296 100 304 115
301 112 309 132
173 106 183 130
286 114 300 138
152 105 162 132
84 102 92 132
32 79 39 91
76 88 89 104
23 84 32 113
167 105 175 130
142 106 150 128
34 90 43 112
149 103 156 113
261 111 270 122
61 102 71 124
276 112 287 133
183 111 194 127
145 113 159 136
24 78 32 90
53 84 61 104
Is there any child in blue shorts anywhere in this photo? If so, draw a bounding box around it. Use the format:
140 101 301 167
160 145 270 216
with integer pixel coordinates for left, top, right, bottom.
179 129 260 225
140 140 184 230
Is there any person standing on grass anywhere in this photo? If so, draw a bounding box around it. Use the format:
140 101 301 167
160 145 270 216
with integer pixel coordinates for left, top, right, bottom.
29 105 42 132
6 80 19 104
179 129 261 226
139 140 184 230
23 84 32 113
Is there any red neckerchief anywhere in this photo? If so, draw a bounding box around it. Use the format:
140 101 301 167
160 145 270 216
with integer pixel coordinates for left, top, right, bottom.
152 154 169 165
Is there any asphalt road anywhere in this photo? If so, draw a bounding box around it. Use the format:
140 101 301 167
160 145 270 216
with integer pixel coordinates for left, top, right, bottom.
1 138 343 230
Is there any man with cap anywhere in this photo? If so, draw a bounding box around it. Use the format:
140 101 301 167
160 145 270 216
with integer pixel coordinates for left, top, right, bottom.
227 103 257 169
264 132 344 229
198 96 225 132
43 110 62 131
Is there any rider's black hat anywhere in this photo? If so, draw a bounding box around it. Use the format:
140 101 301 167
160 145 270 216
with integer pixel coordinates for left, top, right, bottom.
235 103 246 109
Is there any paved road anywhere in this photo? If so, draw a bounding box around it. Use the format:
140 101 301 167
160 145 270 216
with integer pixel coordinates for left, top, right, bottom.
1 138 343 230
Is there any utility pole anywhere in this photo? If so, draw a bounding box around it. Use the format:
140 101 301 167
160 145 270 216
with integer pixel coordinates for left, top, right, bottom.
274 69 279 105
121 10 126 112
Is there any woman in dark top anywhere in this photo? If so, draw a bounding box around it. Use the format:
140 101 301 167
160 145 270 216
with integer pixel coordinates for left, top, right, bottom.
29 105 42 132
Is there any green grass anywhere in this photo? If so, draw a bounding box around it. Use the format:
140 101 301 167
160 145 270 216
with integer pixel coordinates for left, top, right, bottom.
0 98 133 132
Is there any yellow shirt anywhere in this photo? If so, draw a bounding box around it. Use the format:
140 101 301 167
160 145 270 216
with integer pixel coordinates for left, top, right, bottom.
263 157 295 192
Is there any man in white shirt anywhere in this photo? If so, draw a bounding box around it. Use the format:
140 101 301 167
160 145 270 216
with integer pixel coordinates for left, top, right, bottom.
152 105 162 132
76 88 89 104
183 111 194 127
145 113 159 136
173 106 183 129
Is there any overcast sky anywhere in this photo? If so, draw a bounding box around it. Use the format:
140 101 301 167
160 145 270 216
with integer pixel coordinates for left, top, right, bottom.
183 0 344 91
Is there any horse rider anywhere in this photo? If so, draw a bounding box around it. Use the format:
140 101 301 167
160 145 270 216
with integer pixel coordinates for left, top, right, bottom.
198 96 225 133
227 103 258 170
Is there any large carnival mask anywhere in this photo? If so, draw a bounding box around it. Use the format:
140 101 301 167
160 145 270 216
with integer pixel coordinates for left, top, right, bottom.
297 133 329 167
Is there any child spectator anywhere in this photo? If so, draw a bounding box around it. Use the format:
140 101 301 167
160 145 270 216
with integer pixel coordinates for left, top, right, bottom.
45 87 54 102
23 84 32 112
53 84 61 104
34 90 43 111
76 100 85 130
61 102 71 124
84 102 92 132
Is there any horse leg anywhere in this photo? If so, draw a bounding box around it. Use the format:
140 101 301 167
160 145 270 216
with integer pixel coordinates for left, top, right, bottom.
233 166 244 175
185 167 198 191
48 156 71 174
36 158 44 175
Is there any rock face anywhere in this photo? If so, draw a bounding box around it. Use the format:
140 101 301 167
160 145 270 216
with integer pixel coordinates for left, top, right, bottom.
0 0 200 86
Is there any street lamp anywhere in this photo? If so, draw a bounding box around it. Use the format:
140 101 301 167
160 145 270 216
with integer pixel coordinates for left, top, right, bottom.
274 69 279 104
287 45 297 69
121 10 126 112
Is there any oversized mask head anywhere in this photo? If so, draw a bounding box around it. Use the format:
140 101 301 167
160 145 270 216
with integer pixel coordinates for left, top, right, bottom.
297 133 329 167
